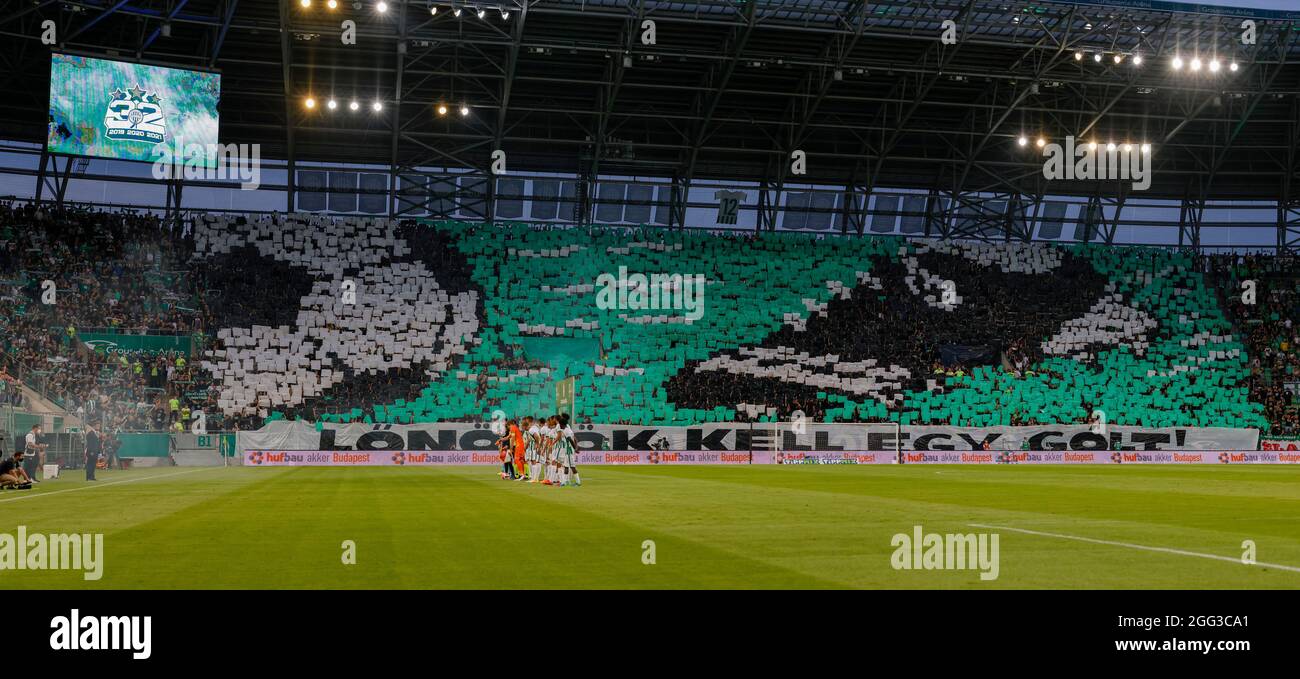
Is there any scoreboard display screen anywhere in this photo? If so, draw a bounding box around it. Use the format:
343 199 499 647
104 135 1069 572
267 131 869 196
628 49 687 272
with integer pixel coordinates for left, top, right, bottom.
47 53 221 163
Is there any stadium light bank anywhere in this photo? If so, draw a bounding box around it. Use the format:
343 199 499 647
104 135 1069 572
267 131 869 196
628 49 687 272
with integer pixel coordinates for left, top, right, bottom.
151 138 261 190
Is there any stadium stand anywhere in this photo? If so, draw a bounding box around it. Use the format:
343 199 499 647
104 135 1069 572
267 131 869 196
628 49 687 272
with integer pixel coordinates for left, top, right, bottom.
0 203 207 433
1 207 1296 435
426 222 1268 430
191 212 482 425
1208 254 1300 436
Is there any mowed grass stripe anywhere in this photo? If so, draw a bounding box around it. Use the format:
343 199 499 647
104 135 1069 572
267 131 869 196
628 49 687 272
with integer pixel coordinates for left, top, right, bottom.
541 465 1300 588
593 464 1300 545
0 467 221 505
3 467 286 534
16 467 840 589
2 468 295 588
452 465 914 588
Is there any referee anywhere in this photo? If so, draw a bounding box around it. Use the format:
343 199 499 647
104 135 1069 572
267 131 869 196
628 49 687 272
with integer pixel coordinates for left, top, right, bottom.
85 425 101 481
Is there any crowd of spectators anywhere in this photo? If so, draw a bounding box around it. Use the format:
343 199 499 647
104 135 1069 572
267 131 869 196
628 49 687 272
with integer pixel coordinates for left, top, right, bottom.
666 248 1109 423
0 202 1297 439
0 202 215 435
0 367 21 407
1206 253 1300 436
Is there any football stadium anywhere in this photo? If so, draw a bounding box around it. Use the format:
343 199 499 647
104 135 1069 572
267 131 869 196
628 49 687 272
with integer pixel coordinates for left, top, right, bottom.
1 0 1299 612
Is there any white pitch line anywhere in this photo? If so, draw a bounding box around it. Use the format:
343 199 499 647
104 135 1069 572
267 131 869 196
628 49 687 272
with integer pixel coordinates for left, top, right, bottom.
969 523 1300 574
0 467 219 504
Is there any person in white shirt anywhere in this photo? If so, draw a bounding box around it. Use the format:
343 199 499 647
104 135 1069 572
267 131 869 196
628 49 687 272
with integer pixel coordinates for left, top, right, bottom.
558 413 581 487
541 416 561 485
23 424 45 483
526 417 543 483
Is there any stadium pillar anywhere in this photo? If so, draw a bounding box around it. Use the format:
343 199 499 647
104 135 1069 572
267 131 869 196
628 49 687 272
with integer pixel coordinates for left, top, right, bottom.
33 151 75 213
52 155 73 214
1081 194 1102 243
667 172 686 231
388 0 408 219
575 173 591 227
842 174 871 236
210 0 238 68
1102 192 1127 246
756 178 778 232
489 1 527 226
584 4 633 229
1281 199 1300 255
1003 193 1031 242
1280 98 1300 254
279 0 296 213
1025 193 1046 243
923 189 944 238
840 182 863 235
1178 195 1204 252
165 176 184 233
675 0 757 231
33 145 49 206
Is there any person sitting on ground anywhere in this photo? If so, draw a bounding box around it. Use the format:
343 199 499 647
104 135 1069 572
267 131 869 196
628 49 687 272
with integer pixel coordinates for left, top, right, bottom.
0 450 33 489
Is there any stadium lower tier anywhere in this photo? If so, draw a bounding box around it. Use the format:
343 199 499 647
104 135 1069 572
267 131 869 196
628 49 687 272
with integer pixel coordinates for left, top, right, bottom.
0 207 1293 435
179 213 1296 434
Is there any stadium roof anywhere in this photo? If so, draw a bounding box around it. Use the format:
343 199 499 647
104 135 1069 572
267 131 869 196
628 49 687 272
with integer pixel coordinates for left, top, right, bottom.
2 0 1299 211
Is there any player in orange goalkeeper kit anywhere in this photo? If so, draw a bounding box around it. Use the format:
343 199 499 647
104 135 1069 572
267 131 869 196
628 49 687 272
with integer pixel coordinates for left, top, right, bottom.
509 420 528 481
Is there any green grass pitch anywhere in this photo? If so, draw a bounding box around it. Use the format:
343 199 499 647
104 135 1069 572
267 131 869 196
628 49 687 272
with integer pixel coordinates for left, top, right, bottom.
4 465 1299 589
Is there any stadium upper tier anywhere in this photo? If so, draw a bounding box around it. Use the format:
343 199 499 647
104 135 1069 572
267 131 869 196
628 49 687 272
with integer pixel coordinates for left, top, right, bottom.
0 206 1295 434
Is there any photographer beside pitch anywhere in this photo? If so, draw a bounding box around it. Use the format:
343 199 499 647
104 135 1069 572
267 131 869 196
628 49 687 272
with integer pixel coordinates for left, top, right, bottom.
0 450 33 489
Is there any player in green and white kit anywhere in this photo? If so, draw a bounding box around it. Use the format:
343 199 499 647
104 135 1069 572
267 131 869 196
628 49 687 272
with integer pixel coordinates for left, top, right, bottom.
525 416 543 483
557 413 581 487
540 416 560 485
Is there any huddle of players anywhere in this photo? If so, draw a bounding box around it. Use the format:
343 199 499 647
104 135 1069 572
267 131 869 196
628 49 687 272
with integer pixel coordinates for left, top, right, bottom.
497 413 581 487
